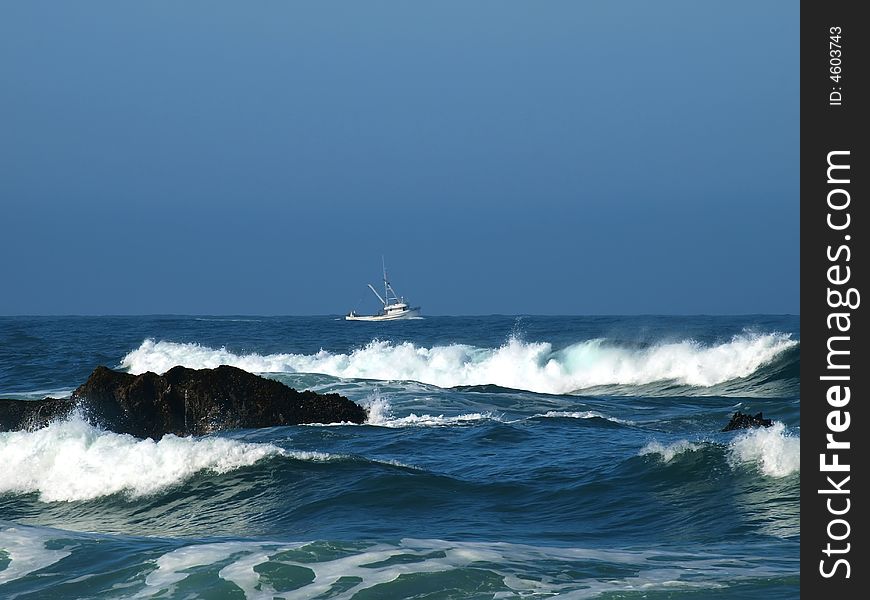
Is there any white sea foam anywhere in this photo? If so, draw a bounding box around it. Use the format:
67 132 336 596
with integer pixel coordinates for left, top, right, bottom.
0 526 793 596
142 542 247 591
366 398 630 428
0 415 287 502
537 410 635 425
129 537 788 600
120 333 796 394
639 440 702 463
368 403 632 428
363 394 496 428
138 541 303 599
728 422 800 477
376 412 496 428
0 526 72 585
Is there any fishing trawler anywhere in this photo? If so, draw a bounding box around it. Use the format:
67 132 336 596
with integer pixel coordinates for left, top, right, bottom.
346 260 421 321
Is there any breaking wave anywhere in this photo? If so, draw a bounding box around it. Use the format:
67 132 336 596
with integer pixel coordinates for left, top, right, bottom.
362 396 633 428
727 422 800 477
120 333 798 395
0 415 293 502
639 440 703 463
640 422 800 478
364 395 497 428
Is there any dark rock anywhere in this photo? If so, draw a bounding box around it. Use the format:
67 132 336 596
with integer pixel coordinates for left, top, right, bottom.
0 396 75 432
722 411 773 432
0 365 367 438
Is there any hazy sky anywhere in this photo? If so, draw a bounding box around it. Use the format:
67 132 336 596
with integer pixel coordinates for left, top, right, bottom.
0 1 798 315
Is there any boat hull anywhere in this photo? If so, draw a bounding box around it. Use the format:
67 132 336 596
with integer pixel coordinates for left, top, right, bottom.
345 308 421 321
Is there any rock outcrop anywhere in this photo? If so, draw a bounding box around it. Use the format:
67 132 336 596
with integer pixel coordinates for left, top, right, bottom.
722 411 773 432
0 365 367 437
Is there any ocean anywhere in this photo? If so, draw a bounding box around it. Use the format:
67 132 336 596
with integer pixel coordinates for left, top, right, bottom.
0 315 800 598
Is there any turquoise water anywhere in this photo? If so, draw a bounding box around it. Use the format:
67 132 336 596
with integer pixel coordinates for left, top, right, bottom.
0 315 799 598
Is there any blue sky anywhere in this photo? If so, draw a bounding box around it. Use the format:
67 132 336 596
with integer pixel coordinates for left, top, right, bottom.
0 1 798 315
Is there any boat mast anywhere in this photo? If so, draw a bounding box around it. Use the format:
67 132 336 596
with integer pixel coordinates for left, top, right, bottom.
382 256 389 306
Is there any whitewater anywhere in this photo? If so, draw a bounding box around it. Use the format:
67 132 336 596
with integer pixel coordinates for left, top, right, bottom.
121 331 797 394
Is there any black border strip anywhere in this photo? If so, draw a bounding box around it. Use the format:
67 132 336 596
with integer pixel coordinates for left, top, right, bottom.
802 0 868 595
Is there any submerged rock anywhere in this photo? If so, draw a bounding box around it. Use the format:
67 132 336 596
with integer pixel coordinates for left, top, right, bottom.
0 365 367 438
722 411 773 432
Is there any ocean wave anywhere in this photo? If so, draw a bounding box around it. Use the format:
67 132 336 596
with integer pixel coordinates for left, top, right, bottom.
120 332 798 395
535 410 635 425
365 396 497 428
727 422 800 477
0 413 439 502
363 396 635 428
640 423 799 478
0 415 289 502
639 440 702 462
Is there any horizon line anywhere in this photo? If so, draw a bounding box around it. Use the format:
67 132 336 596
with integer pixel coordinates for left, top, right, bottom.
0 312 801 318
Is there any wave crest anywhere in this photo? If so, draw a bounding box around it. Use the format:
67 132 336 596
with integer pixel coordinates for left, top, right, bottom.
0 414 285 502
639 440 702 462
364 395 496 428
640 423 799 478
120 333 797 395
728 422 800 477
